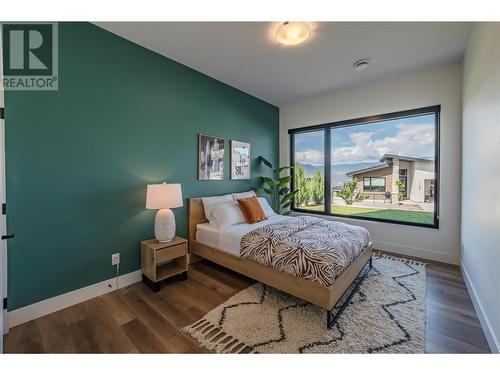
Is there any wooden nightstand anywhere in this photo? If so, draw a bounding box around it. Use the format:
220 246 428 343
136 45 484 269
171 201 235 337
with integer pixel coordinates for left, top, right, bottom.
140 236 188 292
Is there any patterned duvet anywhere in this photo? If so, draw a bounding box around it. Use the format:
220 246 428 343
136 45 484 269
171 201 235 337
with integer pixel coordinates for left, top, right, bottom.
240 216 370 287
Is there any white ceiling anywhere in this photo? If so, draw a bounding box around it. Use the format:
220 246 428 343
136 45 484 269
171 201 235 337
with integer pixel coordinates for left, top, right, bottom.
95 22 472 106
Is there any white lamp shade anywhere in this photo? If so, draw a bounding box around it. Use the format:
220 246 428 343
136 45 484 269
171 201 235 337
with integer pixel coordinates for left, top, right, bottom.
146 183 183 209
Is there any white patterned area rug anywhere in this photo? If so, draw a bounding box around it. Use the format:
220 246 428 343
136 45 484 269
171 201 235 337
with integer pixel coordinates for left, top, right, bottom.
182 254 426 353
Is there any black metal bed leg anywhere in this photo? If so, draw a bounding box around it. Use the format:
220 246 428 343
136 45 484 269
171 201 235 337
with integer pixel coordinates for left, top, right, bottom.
326 256 373 330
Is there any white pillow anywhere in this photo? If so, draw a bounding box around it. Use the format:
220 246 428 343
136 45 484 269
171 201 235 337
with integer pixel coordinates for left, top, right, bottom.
210 201 246 228
258 197 276 217
202 194 233 223
232 190 256 201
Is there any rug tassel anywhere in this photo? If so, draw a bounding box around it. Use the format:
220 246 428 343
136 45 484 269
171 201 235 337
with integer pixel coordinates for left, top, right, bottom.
224 339 242 353
190 319 207 329
182 324 237 353
193 320 210 331
200 323 216 334
203 326 220 338
210 332 229 345
235 345 249 354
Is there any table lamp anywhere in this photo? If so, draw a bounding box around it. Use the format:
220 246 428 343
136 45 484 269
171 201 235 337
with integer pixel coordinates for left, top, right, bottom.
146 183 183 242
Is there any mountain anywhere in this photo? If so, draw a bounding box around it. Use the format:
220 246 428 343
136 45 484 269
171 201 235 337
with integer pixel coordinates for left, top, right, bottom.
297 162 383 186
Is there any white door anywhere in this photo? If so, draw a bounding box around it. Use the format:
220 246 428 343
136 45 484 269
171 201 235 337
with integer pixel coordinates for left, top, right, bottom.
0 35 7 352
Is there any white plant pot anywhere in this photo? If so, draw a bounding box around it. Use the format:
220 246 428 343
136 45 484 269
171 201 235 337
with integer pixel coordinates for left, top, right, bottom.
155 208 176 242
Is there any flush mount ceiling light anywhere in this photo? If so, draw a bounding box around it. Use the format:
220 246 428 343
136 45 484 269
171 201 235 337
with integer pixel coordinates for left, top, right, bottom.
353 59 371 72
275 22 311 46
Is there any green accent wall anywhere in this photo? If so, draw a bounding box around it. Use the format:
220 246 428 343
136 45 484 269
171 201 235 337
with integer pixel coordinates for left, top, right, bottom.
4 22 278 310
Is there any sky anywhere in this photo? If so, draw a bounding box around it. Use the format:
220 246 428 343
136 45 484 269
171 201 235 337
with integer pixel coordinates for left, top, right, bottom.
294 114 436 166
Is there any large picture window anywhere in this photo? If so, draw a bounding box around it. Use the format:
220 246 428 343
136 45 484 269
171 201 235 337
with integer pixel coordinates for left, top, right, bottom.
290 106 440 228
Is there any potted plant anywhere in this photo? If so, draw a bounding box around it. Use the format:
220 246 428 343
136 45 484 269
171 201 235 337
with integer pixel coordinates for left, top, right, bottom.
258 156 298 215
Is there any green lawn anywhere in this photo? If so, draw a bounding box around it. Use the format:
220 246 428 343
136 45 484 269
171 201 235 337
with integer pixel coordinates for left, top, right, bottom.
302 204 434 225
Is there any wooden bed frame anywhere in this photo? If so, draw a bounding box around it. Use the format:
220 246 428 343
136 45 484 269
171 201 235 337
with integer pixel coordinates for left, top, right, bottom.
188 196 373 328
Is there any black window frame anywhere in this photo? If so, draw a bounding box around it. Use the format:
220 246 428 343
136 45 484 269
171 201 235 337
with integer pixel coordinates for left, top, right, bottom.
363 177 386 192
289 105 440 229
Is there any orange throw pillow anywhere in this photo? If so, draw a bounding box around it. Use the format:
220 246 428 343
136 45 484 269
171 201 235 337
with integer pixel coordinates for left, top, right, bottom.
237 196 267 224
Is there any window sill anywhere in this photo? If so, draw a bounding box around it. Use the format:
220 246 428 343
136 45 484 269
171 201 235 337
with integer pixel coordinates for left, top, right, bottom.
292 208 439 229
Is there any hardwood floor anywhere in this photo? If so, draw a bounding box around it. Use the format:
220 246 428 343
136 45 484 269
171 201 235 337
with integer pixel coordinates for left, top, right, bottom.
3 259 491 353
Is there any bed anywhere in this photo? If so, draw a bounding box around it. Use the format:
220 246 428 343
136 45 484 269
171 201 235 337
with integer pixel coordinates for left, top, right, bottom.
188 195 373 329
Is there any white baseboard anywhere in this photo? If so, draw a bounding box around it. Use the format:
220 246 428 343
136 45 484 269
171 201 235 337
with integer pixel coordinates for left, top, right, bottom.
373 240 460 265
7 269 142 329
460 261 499 353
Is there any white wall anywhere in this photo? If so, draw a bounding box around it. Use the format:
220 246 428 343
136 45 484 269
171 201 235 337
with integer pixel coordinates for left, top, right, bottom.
461 23 500 353
410 170 434 203
410 161 435 203
280 63 463 264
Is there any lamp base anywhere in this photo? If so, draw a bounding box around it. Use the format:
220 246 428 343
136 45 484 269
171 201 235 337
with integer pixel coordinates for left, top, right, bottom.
154 208 176 243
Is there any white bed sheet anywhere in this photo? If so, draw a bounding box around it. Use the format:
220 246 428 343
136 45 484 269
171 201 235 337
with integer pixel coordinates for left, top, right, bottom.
195 222 221 251
195 215 288 256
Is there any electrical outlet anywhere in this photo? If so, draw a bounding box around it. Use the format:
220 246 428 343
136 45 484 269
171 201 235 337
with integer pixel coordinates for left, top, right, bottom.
112 253 120 266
